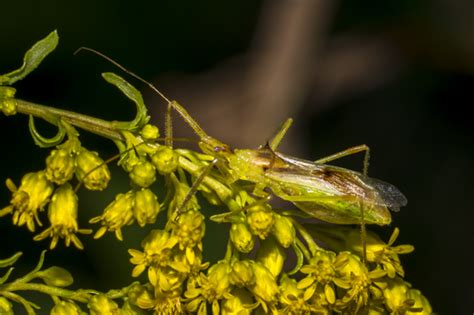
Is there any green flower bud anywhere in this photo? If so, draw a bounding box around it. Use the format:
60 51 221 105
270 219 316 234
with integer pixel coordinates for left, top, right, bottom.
229 260 255 287
207 261 232 297
221 288 254 315
271 214 295 248
0 86 16 98
129 160 156 187
248 262 279 304
75 148 110 191
88 294 120 315
45 148 75 185
50 300 81 315
3 171 54 232
256 236 286 278
230 223 254 253
133 188 160 227
140 124 159 140
90 191 135 241
246 204 274 239
172 210 205 249
127 283 155 309
150 146 179 174
0 297 13 315
1 98 17 116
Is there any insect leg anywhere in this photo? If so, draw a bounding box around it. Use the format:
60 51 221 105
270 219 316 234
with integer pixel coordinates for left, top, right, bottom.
269 118 293 150
315 144 371 175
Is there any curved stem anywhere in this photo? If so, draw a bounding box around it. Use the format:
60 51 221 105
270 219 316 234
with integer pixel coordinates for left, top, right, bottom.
1 282 95 303
15 99 124 142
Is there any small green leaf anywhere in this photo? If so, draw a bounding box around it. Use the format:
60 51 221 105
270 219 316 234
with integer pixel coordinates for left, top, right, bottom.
28 115 66 148
0 30 59 85
0 267 14 285
102 72 150 131
0 252 22 268
36 266 74 287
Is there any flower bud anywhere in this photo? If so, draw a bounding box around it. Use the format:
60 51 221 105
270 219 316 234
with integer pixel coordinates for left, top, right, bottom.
0 98 17 116
406 289 432 314
75 148 110 191
248 262 279 304
246 204 274 239
230 223 254 253
50 301 81 315
221 288 254 315
140 124 159 140
207 261 231 297
0 297 13 315
45 148 75 185
88 294 120 315
133 188 160 226
256 236 285 278
90 191 135 241
229 260 255 287
271 214 295 248
129 160 156 187
127 283 155 309
172 210 205 249
150 146 179 174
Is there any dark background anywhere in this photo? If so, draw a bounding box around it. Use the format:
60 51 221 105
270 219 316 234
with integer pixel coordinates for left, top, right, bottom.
1 1 473 314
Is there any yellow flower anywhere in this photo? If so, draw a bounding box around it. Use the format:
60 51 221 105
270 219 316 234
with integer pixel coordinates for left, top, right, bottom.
50 300 81 315
382 277 432 314
230 222 254 253
278 274 327 314
90 191 135 241
229 260 255 287
88 294 120 315
150 146 179 175
0 171 53 232
221 288 255 315
248 261 279 311
170 210 205 250
0 296 13 315
45 148 75 185
129 160 156 188
133 188 160 227
271 214 295 248
140 124 159 140
256 236 286 278
246 204 274 239
75 148 110 191
34 184 92 249
128 229 178 277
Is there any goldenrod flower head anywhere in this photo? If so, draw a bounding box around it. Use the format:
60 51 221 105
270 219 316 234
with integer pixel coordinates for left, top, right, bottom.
298 249 337 306
248 261 279 307
0 296 13 315
221 288 255 315
381 277 432 314
34 183 91 250
150 146 179 175
406 289 432 315
129 160 156 188
171 210 205 250
246 204 274 239
149 266 186 295
133 188 160 227
45 148 75 185
120 300 147 315
1 171 53 232
271 214 295 248
184 261 232 314
88 294 120 315
127 283 156 309
129 229 178 277
256 236 286 278
229 260 255 287
75 148 111 191
230 222 254 253
140 124 160 140
90 191 135 241
278 274 326 314
50 300 81 315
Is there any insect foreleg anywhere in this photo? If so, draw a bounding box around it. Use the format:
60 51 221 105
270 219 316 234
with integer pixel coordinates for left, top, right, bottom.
268 118 293 151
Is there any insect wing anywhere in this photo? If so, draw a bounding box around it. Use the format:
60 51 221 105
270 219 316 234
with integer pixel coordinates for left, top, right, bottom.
273 151 407 211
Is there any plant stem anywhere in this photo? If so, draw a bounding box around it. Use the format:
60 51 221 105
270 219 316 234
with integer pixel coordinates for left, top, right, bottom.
15 99 124 142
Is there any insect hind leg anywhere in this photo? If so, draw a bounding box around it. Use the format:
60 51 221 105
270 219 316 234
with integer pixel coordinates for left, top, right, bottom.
314 144 370 175
268 118 293 151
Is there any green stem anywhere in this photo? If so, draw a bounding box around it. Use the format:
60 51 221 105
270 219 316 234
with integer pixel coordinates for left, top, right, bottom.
16 99 124 142
1 282 96 303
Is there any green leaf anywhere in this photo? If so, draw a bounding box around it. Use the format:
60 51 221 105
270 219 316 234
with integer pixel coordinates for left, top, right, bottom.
0 30 59 85
0 268 14 285
0 252 22 268
102 72 150 131
36 266 74 287
28 115 66 148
